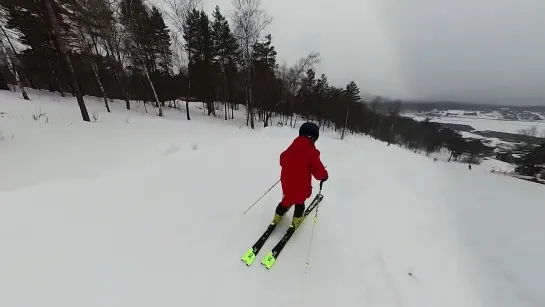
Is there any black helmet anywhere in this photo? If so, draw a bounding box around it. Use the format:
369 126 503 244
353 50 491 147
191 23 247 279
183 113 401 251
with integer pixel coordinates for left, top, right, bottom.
299 122 320 141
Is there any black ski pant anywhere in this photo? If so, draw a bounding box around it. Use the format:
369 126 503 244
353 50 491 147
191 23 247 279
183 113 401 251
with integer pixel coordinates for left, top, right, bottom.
275 203 304 218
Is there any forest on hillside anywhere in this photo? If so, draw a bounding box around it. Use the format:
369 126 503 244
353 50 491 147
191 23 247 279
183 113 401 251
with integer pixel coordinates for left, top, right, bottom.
0 0 493 163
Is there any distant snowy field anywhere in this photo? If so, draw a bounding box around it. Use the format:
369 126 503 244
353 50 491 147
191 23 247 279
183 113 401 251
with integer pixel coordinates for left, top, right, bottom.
1 89 544 307
404 111 545 134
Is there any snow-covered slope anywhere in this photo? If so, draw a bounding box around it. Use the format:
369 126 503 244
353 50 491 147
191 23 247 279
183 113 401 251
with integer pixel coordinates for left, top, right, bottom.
1 90 544 307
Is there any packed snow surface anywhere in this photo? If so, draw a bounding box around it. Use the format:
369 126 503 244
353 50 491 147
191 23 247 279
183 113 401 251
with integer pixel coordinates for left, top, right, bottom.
0 90 544 307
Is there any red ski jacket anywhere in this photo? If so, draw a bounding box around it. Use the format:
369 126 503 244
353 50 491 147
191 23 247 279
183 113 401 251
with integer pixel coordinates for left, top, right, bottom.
279 136 328 206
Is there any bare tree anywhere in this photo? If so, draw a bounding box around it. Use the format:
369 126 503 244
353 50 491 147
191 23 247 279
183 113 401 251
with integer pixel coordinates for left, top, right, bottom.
230 0 271 129
101 0 131 110
278 52 320 127
517 125 539 137
43 0 91 122
75 26 110 112
119 0 164 117
161 0 203 120
170 34 187 75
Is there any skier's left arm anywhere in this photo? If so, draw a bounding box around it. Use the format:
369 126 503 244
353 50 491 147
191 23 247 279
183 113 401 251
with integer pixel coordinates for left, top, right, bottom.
310 151 328 181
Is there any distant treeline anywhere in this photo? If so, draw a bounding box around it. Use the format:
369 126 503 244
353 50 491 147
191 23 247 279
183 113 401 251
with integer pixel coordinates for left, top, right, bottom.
514 143 545 179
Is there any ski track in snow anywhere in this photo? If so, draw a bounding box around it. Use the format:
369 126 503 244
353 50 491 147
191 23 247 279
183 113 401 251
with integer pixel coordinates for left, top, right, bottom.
0 89 544 307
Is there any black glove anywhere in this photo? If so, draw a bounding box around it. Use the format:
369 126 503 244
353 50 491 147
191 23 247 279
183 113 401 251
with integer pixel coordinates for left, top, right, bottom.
319 176 328 190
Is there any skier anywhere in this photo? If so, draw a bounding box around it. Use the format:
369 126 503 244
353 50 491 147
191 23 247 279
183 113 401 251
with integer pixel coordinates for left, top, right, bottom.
271 122 329 229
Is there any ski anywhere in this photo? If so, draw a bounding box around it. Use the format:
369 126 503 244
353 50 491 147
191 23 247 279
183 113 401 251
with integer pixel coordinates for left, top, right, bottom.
261 193 323 269
241 223 277 266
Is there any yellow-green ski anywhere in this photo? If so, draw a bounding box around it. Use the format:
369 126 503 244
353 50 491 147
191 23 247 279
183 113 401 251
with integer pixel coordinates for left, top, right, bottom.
240 223 276 266
241 248 257 265
260 193 324 270
261 251 276 269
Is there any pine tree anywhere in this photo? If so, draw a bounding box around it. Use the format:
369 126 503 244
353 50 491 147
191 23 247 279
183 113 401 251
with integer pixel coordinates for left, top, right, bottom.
516 143 545 177
251 34 277 124
182 8 200 120
149 7 172 74
198 10 214 116
313 74 330 127
120 0 150 70
2 0 66 95
297 68 316 119
211 5 240 120
341 81 361 139
183 9 215 116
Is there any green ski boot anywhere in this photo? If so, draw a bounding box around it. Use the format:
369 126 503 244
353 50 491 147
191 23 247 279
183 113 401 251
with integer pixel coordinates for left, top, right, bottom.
271 213 284 225
291 216 303 229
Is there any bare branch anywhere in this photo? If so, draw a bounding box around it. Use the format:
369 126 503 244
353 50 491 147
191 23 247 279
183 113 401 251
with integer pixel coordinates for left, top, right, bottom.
160 0 202 32
284 51 321 95
230 0 272 62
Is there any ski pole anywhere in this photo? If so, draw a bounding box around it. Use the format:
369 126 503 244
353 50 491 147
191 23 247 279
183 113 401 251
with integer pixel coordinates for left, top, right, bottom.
305 202 320 268
306 180 325 268
318 165 327 193
243 178 280 215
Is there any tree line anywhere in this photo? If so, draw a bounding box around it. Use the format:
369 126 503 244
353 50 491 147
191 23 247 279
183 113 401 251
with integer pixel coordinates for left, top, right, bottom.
0 0 492 162
512 142 545 179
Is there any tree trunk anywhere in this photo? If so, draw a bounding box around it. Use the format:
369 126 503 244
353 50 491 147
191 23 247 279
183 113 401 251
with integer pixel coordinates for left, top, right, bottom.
43 0 89 121
244 46 254 129
341 102 349 140
90 60 110 112
222 62 228 120
185 49 192 120
143 65 163 117
388 120 396 146
113 48 131 110
0 69 8 90
86 33 110 112
46 56 64 97
370 114 376 136
1 41 29 100
375 115 383 139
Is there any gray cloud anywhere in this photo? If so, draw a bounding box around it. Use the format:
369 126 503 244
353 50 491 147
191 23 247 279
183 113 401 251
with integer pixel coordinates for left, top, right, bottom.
379 0 545 105
175 0 545 105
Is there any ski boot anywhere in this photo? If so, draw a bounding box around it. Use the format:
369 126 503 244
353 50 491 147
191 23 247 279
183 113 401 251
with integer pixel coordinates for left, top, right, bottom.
271 213 284 225
291 216 303 229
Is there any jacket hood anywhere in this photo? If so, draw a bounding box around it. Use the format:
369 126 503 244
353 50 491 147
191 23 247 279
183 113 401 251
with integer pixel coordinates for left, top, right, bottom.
288 136 315 152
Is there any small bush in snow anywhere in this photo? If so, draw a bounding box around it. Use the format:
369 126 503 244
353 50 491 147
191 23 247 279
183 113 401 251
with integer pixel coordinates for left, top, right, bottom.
32 109 48 123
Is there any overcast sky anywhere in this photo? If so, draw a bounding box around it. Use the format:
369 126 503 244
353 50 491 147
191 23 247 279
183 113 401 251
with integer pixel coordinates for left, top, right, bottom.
162 0 545 105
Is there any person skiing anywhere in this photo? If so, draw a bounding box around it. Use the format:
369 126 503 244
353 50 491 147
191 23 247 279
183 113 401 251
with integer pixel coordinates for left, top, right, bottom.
271 122 329 229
